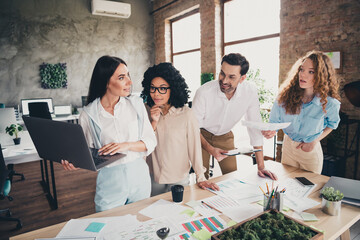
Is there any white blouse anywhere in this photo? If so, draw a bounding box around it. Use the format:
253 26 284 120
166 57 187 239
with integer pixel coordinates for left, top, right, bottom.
79 97 156 166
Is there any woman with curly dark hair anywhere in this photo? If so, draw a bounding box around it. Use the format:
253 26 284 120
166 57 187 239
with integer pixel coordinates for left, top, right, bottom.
262 51 341 173
141 62 219 196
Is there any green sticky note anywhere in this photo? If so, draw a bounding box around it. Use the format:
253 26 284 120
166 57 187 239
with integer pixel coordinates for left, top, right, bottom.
282 206 290 211
257 200 264 206
310 225 324 233
301 212 319 222
227 220 237 227
181 209 196 217
85 222 106 233
192 228 212 240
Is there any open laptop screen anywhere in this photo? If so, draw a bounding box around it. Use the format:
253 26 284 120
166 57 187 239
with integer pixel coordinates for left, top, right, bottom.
21 98 53 115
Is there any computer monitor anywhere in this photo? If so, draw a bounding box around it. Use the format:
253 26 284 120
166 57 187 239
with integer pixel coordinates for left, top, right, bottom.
21 98 53 115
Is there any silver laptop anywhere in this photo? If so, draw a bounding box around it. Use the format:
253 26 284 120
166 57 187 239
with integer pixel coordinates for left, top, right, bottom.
322 176 360 206
22 116 126 171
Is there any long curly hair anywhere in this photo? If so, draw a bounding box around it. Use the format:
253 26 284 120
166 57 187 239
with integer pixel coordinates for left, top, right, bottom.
141 62 190 108
278 50 341 114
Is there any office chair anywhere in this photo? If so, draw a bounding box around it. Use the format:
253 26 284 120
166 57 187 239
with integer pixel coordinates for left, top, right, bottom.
28 102 52 120
0 144 23 229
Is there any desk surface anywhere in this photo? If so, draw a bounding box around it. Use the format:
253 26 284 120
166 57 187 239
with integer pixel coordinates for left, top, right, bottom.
2 131 41 165
10 161 360 240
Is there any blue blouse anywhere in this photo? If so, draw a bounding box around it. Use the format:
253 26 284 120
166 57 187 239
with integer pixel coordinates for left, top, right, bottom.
269 96 341 143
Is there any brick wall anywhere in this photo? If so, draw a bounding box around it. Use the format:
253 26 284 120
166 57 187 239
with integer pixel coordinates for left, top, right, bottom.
280 0 360 119
152 0 360 178
280 0 360 179
152 0 222 76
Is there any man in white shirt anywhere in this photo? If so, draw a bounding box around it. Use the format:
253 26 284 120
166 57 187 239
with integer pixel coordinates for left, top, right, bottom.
192 53 277 180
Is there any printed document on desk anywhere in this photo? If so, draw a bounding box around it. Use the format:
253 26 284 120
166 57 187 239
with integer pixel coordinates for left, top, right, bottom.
56 215 139 239
241 120 291 131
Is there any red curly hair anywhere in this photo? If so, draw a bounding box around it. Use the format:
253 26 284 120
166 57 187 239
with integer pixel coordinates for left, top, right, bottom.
278 51 341 114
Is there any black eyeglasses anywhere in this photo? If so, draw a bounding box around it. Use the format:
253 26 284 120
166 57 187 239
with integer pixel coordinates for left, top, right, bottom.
150 86 171 94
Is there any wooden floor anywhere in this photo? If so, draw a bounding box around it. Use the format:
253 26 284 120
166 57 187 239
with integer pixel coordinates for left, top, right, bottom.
0 161 97 240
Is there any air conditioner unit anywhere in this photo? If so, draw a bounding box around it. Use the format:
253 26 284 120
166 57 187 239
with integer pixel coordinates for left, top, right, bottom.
91 0 131 18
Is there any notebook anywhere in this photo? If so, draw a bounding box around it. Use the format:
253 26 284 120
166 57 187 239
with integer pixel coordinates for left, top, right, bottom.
22 116 126 171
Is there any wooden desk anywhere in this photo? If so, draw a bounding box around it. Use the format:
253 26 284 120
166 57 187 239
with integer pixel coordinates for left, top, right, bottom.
10 161 360 240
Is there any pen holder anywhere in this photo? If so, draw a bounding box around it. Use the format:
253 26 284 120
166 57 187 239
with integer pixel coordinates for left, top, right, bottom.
264 192 284 211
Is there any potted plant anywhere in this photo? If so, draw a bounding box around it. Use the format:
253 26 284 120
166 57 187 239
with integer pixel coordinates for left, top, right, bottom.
5 124 23 145
201 72 214 85
321 187 344 216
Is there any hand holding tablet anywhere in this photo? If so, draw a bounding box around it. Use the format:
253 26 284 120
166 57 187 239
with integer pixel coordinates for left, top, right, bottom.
222 148 262 156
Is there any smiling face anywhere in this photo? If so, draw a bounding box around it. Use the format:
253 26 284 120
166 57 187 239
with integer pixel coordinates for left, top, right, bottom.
218 62 246 98
106 63 132 97
150 77 171 106
298 58 315 91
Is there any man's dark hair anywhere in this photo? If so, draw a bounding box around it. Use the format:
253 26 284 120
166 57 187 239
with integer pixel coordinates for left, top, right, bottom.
221 53 249 75
141 62 190 108
87 56 127 104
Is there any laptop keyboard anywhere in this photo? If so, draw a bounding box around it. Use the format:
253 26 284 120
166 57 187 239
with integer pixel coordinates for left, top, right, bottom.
93 156 107 166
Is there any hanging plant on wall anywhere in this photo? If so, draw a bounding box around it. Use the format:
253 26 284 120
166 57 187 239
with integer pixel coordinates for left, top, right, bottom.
39 62 67 89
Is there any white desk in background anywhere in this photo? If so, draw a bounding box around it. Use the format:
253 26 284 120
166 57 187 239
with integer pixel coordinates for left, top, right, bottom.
2 131 40 165
2 131 58 210
16 113 80 125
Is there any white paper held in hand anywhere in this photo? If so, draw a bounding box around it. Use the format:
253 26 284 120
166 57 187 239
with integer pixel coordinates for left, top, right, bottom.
241 120 291 131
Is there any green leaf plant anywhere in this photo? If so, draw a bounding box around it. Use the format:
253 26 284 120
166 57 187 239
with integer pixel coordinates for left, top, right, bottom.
246 69 276 122
5 124 23 139
40 62 67 89
321 187 344 202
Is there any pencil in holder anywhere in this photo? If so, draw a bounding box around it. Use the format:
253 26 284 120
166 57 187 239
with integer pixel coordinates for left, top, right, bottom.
273 192 284 211
263 192 284 211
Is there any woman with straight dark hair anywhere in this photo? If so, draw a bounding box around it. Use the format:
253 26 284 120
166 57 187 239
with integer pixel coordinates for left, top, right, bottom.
141 62 219 196
62 55 156 212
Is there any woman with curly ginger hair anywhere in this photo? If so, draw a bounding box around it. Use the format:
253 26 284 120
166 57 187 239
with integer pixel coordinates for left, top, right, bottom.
141 62 219 196
262 51 341 173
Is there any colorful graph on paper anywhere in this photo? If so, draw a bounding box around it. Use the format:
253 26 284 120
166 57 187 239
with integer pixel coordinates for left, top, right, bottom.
181 216 225 234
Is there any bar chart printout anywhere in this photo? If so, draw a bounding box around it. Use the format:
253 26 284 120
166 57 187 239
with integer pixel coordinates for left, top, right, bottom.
178 216 226 239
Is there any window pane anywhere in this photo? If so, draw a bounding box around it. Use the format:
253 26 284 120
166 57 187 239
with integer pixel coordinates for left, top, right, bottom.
172 13 200 53
225 37 280 96
173 51 201 101
224 0 280 42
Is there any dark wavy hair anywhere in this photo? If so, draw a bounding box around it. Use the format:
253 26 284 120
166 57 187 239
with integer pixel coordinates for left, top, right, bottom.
141 62 190 108
221 53 249 75
87 55 127 104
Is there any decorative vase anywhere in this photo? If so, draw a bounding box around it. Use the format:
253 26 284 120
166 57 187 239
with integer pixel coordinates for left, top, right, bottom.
321 197 341 216
13 138 21 145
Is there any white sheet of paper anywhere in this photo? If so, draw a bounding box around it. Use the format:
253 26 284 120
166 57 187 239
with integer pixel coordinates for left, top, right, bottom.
139 199 194 221
101 216 183 240
284 195 320 212
57 215 139 239
222 204 263 223
36 238 96 240
241 120 291 131
277 178 317 199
